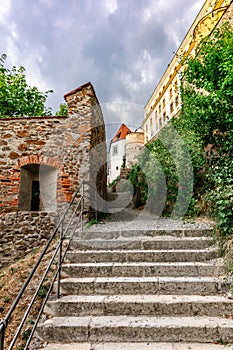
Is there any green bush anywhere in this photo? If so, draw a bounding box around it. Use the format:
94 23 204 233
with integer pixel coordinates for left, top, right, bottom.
127 164 148 208
128 22 233 244
128 125 194 217
174 21 233 239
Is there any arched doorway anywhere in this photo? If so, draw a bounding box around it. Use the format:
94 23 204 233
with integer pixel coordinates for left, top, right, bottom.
18 164 57 212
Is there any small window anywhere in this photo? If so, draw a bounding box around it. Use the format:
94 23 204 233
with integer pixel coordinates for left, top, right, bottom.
170 88 173 99
175 95 179 107
159 104 161 113
116 166 119 170
170 103 174 113
163 112 166 123
159 118 162 129
112 145 118 156
18 164 57 212
163 98 165 108
116 132 121 140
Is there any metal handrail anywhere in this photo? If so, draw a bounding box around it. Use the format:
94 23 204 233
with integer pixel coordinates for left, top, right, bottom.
0 180 97 350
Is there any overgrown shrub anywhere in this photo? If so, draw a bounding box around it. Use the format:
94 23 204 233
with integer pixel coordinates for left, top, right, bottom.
128 125 194 217
128 22 233 245
177 21 233 239
127 164 148 208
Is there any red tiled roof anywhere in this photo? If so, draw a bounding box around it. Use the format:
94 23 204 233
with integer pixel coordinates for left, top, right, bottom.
111 123 131 143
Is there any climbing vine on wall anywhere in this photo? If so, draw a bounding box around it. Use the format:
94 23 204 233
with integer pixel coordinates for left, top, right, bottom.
175 21 233 237
128 22 233 242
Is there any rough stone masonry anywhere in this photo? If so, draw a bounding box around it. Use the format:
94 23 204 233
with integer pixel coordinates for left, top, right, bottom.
0 82 107 267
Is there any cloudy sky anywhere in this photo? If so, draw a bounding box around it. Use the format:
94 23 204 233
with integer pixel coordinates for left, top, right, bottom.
0 0 204 134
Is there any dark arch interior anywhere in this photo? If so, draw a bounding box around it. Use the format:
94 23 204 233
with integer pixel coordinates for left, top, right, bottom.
18 164 57 212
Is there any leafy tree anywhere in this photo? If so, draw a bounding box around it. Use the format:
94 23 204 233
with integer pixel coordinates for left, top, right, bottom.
0 54 53 117
127 163 148 208
179 22 233 147
128 22 233 240
174 22 233 238
128 125 194 217
55 102 68 116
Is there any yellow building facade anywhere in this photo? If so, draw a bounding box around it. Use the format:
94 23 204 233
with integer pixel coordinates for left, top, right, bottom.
143 0 233 143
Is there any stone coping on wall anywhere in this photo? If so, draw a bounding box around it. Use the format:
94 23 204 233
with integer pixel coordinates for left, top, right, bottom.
0 116 68 121
64 81 97 98
0 210 58 220
12 211 58 215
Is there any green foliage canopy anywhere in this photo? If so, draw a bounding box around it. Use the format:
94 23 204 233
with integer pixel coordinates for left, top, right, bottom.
128 21 233 238
0 54 53 117
174 22 233 236
179 22 233 146
55 103 68 116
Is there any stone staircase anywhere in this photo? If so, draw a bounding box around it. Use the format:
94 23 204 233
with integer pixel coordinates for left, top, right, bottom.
35 221 233 349
105 190 133 212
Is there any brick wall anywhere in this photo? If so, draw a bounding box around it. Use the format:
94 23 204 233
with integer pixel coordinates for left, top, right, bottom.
0 212 57 268
64 82 107 210
0 82 107 267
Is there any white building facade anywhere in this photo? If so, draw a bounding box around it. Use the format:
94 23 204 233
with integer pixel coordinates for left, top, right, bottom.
108 124 131 184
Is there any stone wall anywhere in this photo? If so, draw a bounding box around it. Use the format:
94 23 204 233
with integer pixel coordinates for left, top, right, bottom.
0 116 69 214
64 82 107 211
0 82 107 267
125 132 144 169
0 212 57 268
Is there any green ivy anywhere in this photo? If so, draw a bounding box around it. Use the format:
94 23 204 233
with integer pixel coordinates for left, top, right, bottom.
127 164 148 208
128 22 233 243
175 21 233 239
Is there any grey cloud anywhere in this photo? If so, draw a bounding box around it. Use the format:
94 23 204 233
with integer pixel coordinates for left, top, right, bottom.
0 0 202 124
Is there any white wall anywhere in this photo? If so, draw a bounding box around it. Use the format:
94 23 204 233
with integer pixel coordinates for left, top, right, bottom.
108 139 126 184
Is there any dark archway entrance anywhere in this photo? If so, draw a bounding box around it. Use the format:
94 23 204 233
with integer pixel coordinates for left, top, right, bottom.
31 180 40 211
18 164 57 212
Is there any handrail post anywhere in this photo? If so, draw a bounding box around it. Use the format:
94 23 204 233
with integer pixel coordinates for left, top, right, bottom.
81 181 84 232
57 221 63 298
0 321 6 350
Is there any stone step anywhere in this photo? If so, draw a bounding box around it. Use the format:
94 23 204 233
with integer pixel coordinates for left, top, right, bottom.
106 201 132 207
107 191 132 197
106 194 133 209
107 192 132 200
65 248 218 263
105 208 129 213
58 276 229 295
43 342 233 350
62 261 225 278
36 316 233 343
76 229 212 239
44 294 233 318
71 236 214 251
